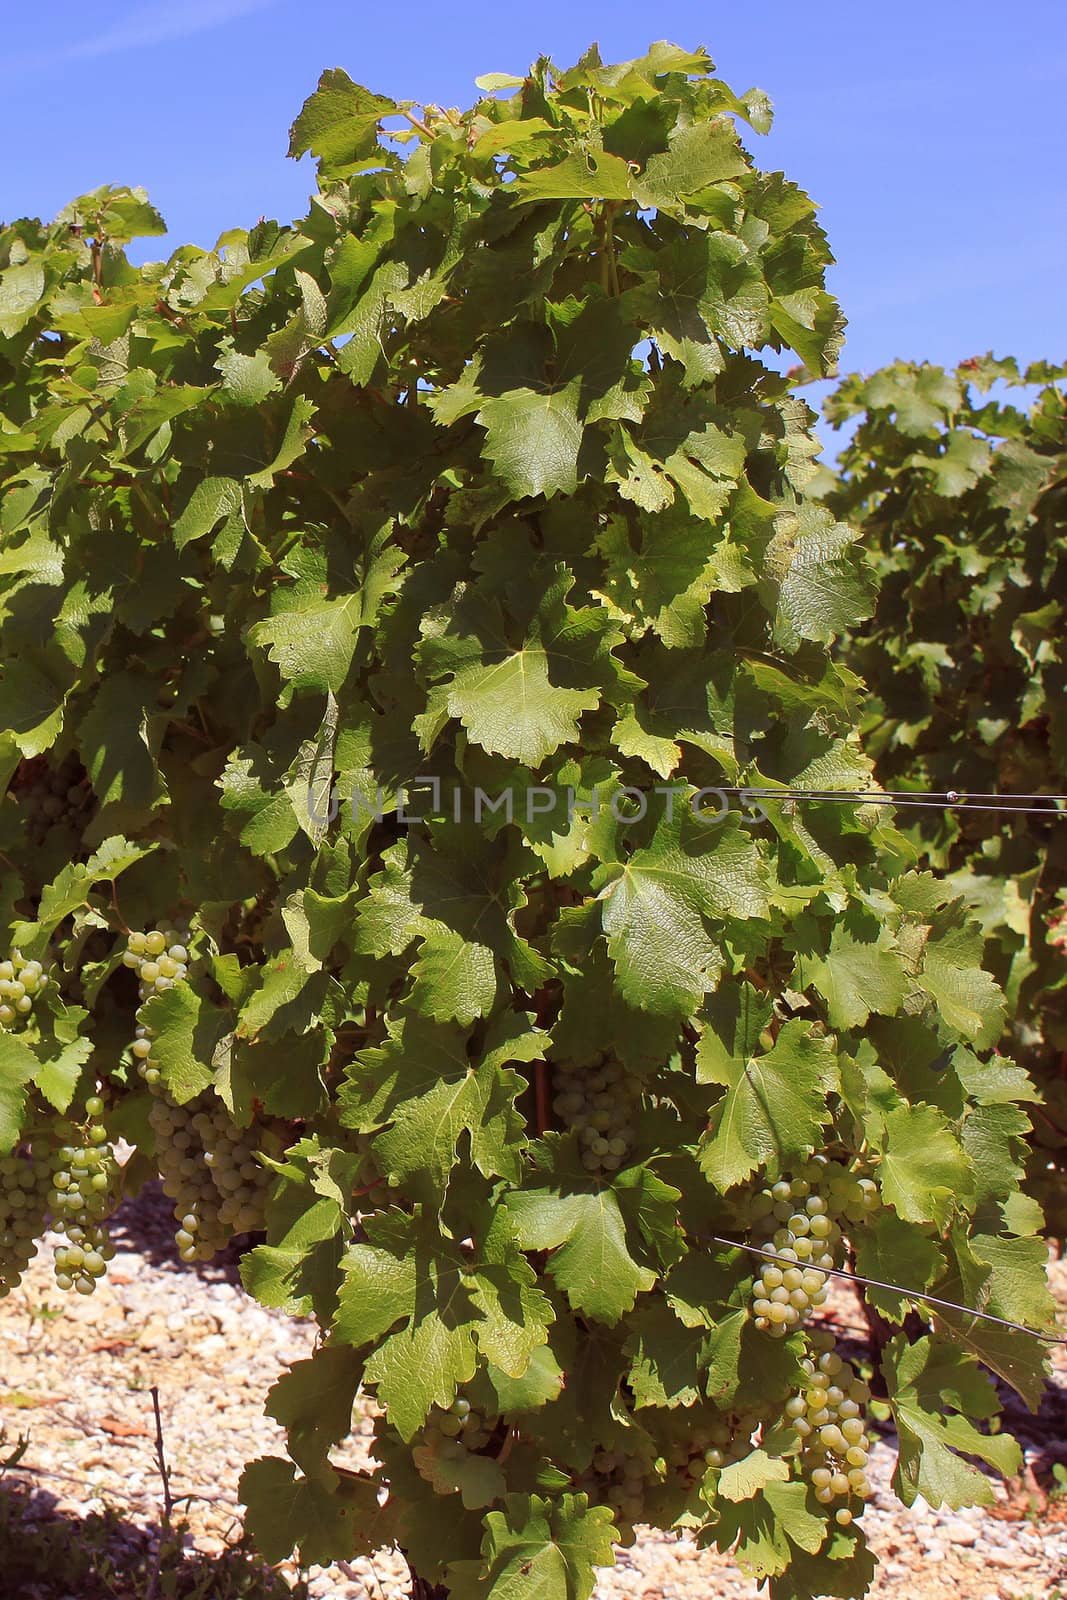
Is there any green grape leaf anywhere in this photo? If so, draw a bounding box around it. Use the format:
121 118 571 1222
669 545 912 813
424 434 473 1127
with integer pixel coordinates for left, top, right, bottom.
877 1104 975 1228
418 569 614 766
139 984 221 1104
288 69 396 173
885 1336 1021 1508
476 381 584 500
768 505 875 648
598 811 769 1017
265 1345 363 1481
34 1035 94 1114
803 922 908 1028
352 833 551 1025
0 1033 38 1151
698 1020 839 1190
248 544 402 695
917 927 1007 1048
333 1208 552 1438
0 661 66 756
239 1457 383 1566
504 1149 677 1325
447 1492 615 1600
626 1300 712 1409
933 1230 1053 1409
717 1449 790 1502
339 1011 536 1205
852 1211 941 1323
411 1437 506 1510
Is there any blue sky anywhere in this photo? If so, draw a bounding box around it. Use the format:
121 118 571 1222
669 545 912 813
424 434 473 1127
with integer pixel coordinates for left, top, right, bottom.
4 1 1065 388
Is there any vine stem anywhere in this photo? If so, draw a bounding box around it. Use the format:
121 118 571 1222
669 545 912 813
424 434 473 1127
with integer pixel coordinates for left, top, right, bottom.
401 107 436 140
144 1385 176 1600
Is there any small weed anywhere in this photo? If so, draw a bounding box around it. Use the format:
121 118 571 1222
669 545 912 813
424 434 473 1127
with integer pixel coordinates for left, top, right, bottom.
0 1390 44 1410
25 1299 65 1332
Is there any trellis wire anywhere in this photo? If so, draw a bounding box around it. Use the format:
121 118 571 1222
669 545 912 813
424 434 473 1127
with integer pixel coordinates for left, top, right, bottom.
707 1235 1067 1347
721 787 1067 817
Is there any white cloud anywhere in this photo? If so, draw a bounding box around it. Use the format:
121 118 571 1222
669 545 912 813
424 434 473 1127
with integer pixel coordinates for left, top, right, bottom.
60 0 280 61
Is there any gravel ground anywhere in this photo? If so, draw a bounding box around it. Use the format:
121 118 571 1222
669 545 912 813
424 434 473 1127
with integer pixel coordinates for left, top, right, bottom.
0 1186 1064 1600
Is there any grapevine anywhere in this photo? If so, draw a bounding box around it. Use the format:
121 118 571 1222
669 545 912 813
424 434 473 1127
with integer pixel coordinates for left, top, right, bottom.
823 356 1067 1229
0 40 1057 1600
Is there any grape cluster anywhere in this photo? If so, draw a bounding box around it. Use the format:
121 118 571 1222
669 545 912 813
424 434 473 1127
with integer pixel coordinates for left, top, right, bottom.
581 1447 652 1544
122 927 190 1005
693 1409 761 1475
125 927 191 1092
0 1145 54 1295
48 1096 120 1295
748 1158 881 1337
0 953 49 1029
19 754 94 846
552 1055 641 1174
785 1337 873 1524
411 1397 495 1491
660 1409 760 1501
150 1093 272 1262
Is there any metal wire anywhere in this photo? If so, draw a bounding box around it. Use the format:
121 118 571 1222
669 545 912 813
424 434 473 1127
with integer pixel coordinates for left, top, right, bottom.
706 1235 1067 1348
722 787 1067 816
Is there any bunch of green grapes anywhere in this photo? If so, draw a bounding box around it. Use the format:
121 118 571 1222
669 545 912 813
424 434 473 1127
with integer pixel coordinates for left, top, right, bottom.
130 1020 162 1090
748 1158 881 1337
122 927 190 1004
694 1409 762 1475
0 1144 54 1295
659 1409 761 1500
552 1054 642 1174
150 1092 274 1263
577 1447 656 1545
784 1336 873 1525
0 953 49 1029
48 1096 120 1296
18 753 94 846
411 1397 495 1491
125 926 192 1092
813 1157 882 1229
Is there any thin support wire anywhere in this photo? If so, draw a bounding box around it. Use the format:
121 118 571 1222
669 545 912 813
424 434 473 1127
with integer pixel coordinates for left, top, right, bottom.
719 787 1067 816
706 1235 1067 1348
